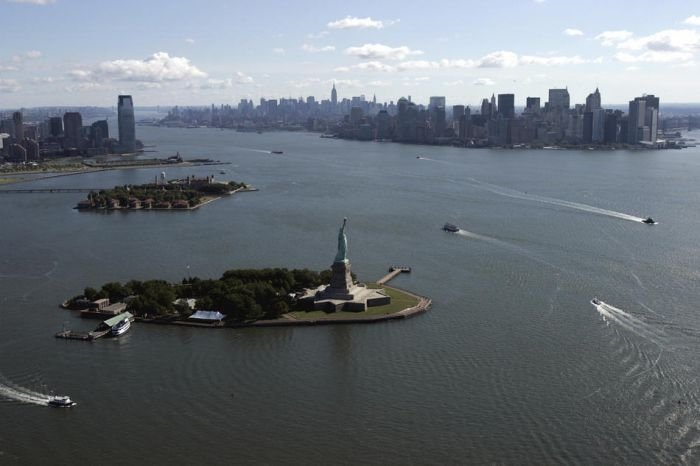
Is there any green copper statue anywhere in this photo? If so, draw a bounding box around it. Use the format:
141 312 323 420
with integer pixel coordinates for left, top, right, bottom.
334 217 348 263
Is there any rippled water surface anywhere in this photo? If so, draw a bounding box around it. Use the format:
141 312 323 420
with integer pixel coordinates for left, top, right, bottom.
2 125 700 464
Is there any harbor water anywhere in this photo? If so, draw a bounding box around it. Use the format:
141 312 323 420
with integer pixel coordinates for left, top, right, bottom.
1 124 700 464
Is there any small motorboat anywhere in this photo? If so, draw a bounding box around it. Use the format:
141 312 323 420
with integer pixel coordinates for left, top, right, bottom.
591 298 601 306
443 223 459 233
271 150 284 154
48 395 76 408
642 217 656 225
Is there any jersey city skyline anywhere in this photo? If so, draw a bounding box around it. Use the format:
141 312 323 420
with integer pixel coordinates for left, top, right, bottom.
1 0 699 107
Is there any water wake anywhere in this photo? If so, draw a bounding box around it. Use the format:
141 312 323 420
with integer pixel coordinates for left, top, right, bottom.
468 178 645 223
230 146 274 155
0 378 48 406
592 299 665 345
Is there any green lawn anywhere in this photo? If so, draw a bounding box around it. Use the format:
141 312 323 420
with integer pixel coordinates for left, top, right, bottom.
285 285 421 320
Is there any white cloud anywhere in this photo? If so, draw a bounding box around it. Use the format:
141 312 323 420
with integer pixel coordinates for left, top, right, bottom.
64 82 114 92
25 50 42 59
272 48 285 54
98 52 207 82
367 80 392 87
0 78 20 92
7 0 54 4
683 15 700 26
595 30 634 46
473 78 495 86
520 54 590 65
477 50 519 68
355 61 396 72
333 66 350 72
625 66 640 71
235 71 254 84
301 43 335 53
68 69 93 80
345 43 423 61
327 16 397 30
414 77 430 81
615 50 694 63
185 38 195 44
32 76 56 83
396 60 440 70
563 28 584 37
616 29 700 53
444 80 464 87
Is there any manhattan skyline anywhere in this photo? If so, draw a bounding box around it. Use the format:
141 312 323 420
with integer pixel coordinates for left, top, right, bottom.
1 0 700 107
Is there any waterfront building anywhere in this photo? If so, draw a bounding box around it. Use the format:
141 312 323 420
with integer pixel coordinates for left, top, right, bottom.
525 97 540 113
90 120 109 148
118 95 136 152
497 94 515 119
627 95 658 144
452 105 465 122
592 109 605 143
63 112 83 150
585 88 602 112
547 88 570 112
429 96 446 111
12 111 23 142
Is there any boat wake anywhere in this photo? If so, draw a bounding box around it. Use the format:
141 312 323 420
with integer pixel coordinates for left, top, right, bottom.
591 299 665 345
467 178 646 223
0 378 49 406
230 146 274 155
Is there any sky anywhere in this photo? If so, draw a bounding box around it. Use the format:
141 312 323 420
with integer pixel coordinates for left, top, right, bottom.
1 0 700 108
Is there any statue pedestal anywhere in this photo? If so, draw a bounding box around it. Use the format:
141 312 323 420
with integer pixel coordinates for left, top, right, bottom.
318 261 355 300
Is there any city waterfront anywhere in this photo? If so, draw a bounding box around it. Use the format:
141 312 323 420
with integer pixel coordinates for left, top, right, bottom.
2 125 700 464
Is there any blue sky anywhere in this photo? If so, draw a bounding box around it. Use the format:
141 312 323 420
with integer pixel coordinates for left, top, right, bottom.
1 0 699 107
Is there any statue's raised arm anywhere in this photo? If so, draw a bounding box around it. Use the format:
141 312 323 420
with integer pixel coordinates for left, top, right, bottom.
334 217 348 263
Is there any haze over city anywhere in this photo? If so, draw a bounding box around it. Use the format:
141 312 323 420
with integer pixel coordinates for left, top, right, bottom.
2 0 700 107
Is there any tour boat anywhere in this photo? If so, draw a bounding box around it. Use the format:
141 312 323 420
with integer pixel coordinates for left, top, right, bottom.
47 395 76 408
642 217 656 225
111 318 131 336
443 223 459 233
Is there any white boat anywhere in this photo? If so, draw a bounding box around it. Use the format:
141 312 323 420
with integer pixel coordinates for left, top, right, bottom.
48 395 76 408
111 318 131 336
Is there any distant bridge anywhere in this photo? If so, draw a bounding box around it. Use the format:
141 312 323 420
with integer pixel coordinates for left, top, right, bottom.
0 188 102 194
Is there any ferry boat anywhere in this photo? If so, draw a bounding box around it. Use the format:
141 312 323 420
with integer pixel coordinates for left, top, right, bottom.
47 395 76 408
111 318 131 336
443 223 459 233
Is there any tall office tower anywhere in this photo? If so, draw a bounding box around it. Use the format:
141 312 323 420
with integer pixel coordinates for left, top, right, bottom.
90 120 109 148
481 99 491 119
429 96 446 111
490 94 497 115
432 106 446 137
63 112 83 149
525 97 540 113
585 87 602 112
592 108 605 143
497 94 515 119
548 88 570 112
49 116 63 137
642 94 659 143
627 98 646 144
331 83 337 106
452 105 465 122
118 95 136 152
12 111 23 142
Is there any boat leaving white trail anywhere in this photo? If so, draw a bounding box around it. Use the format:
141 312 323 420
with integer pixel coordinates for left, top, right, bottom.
0 377 50 406
468 178 646 223
591 299 665 345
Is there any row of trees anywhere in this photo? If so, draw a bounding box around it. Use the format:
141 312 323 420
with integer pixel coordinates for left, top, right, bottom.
73 268 334 322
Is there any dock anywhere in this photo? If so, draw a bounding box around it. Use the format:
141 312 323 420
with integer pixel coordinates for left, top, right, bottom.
377 266 411 285
55 328 110 341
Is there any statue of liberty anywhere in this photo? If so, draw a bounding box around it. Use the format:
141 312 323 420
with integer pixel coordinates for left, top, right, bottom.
334 217 348 263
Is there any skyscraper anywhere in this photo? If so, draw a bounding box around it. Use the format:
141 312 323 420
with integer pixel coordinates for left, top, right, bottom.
331 83 337 106
12 111 23 142
429 96 446 111
497 94 515 119
49 116 63 137
118 95 136 152
585 88 602 112
548 88 570 112
627 97 646 144
525 97 540 113
63 112 82 150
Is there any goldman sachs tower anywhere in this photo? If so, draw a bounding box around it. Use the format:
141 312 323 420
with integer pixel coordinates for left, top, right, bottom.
118 95 136 153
